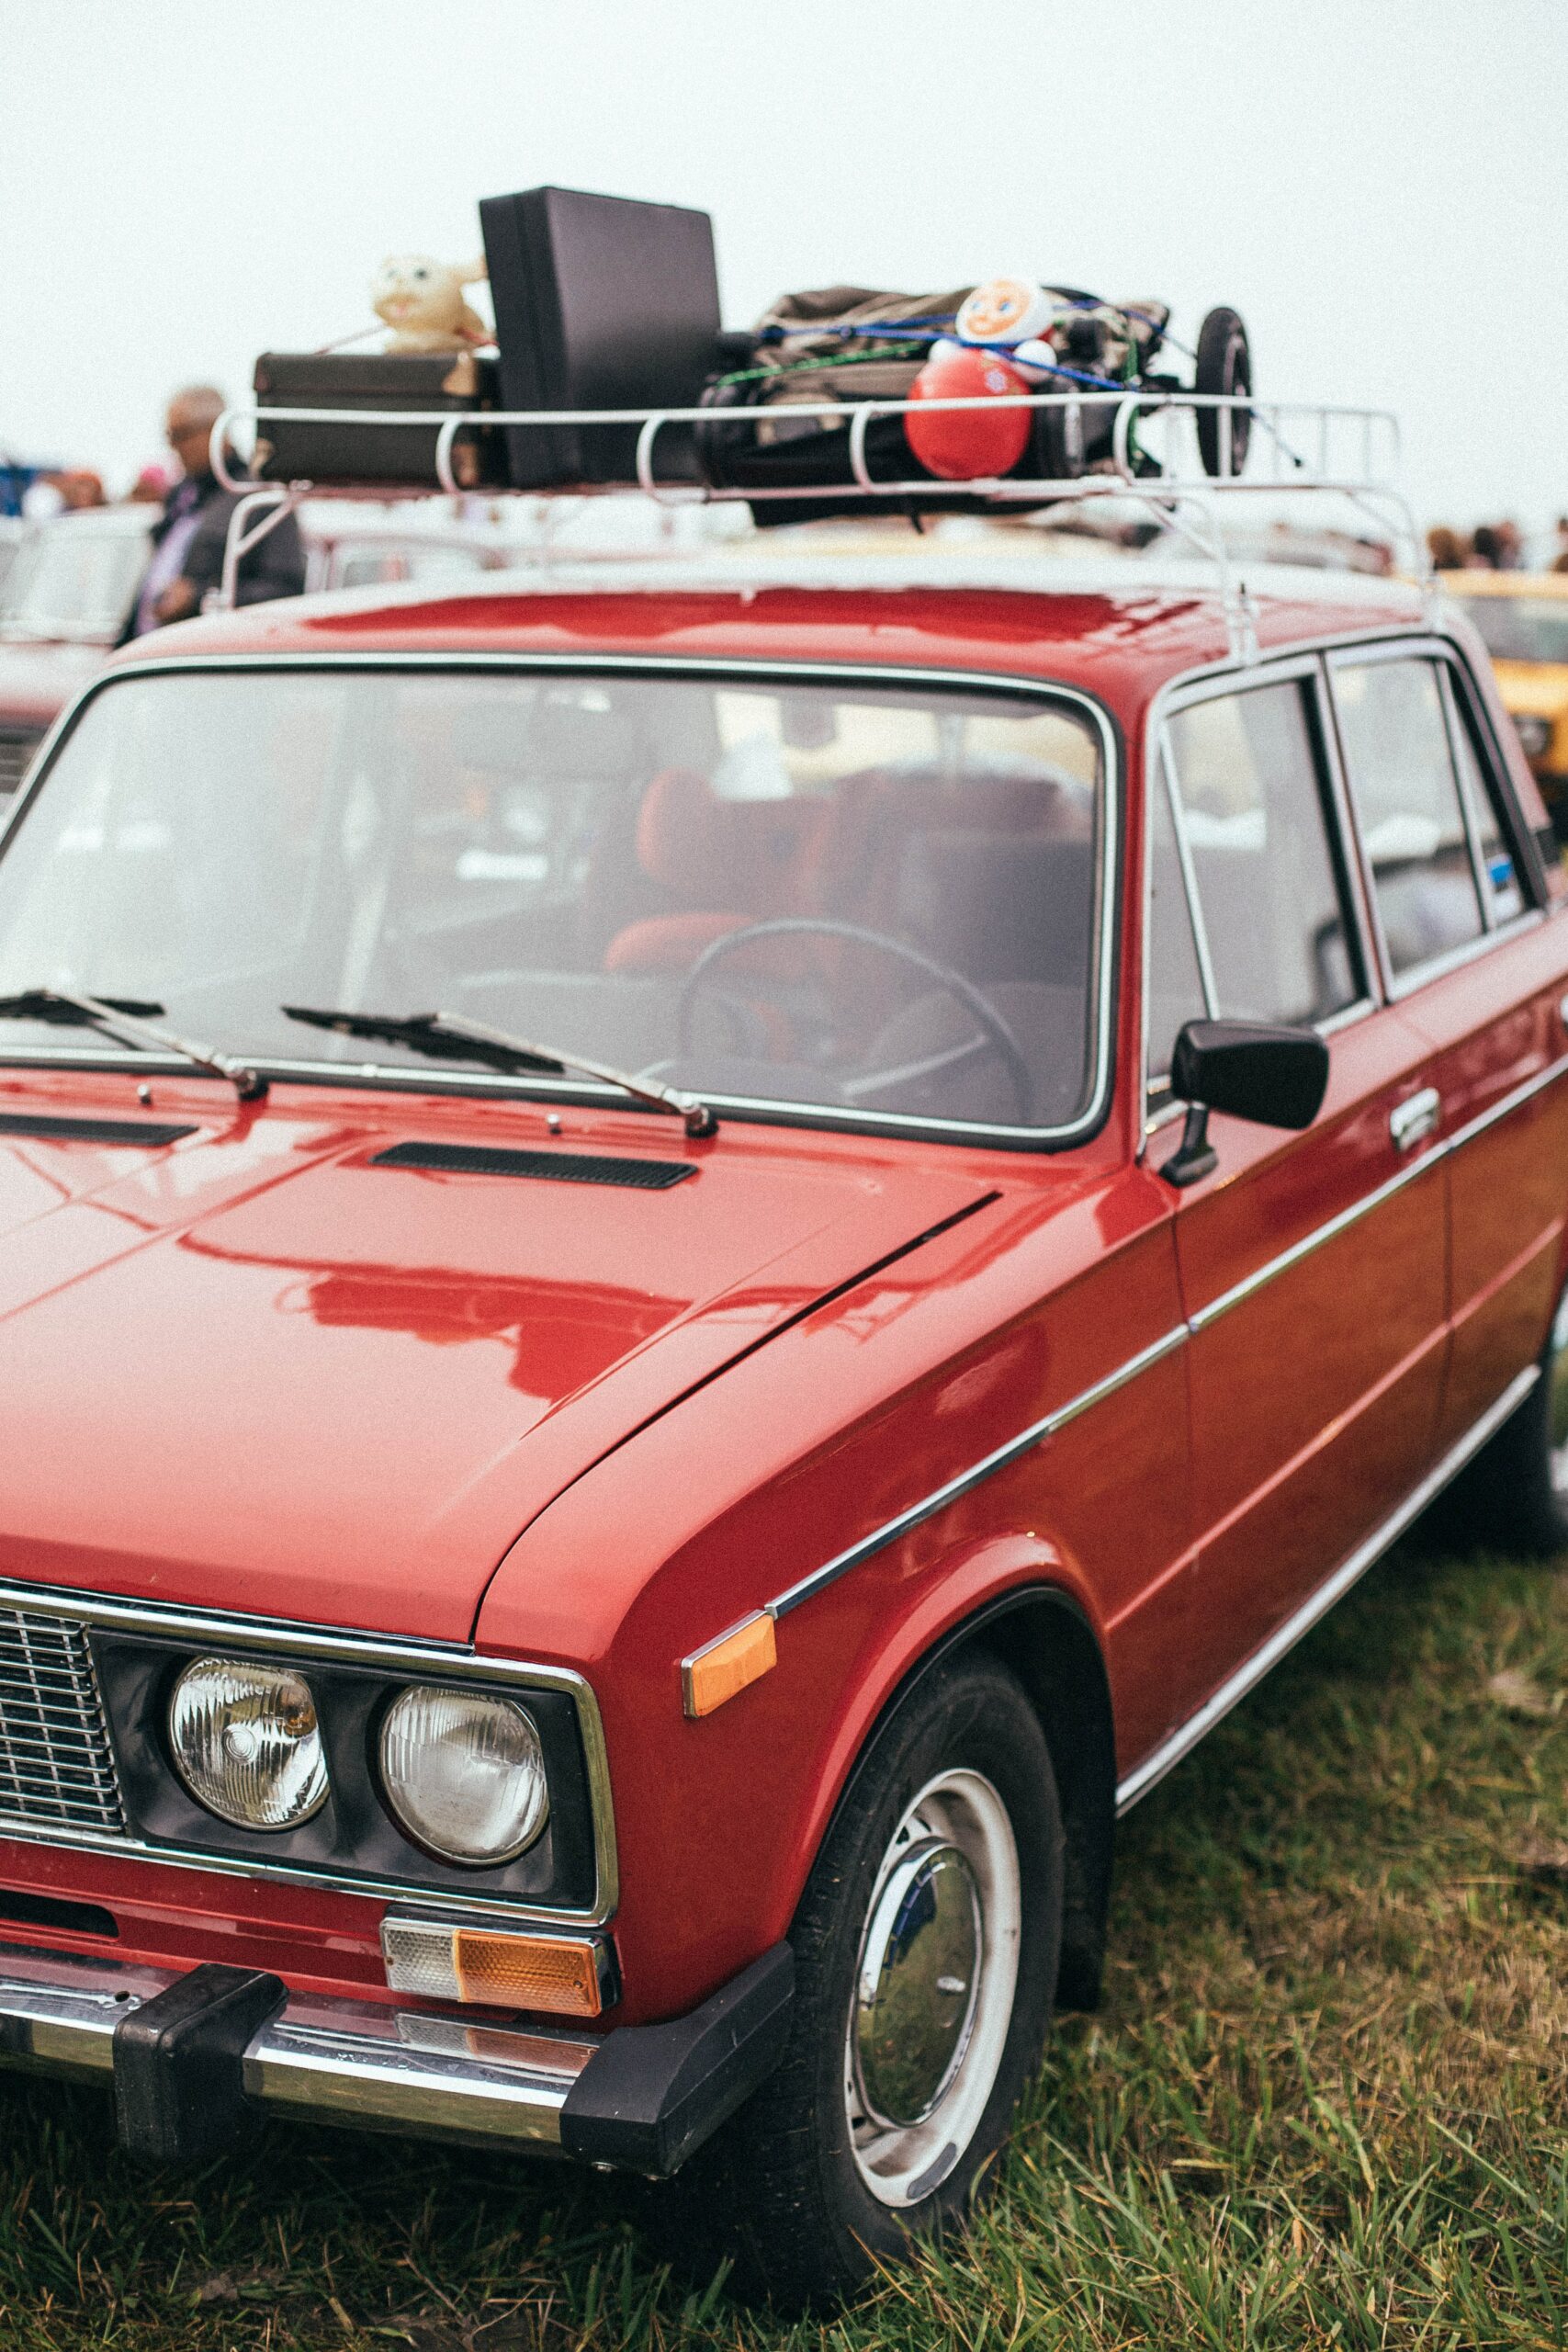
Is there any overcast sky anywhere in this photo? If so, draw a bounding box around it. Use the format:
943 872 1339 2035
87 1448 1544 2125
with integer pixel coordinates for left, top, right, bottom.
5 0 1563 535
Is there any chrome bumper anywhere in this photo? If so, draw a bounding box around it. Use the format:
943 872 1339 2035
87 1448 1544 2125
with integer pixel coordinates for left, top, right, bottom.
0 1934 795 2174
0 1941 590 2147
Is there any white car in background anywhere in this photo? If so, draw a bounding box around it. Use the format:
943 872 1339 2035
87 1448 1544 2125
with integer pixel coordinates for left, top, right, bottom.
0 502 522 793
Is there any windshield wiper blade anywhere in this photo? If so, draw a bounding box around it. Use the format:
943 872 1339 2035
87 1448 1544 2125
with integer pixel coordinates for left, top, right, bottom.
280 1005 717 1138
0 989 267 1102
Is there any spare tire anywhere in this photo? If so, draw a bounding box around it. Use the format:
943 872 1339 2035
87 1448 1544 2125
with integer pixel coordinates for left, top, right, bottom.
1193 306 1252 478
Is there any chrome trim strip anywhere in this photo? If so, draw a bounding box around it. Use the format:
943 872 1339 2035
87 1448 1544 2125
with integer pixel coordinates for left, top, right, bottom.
0 1577 618 1928
769 1045 1568 1627
2 651 1121 1156
0 1941 586 2144
1190 1148 1444 1332
767 1324 1188 1620
1114 1365 1538 1813
1443 1047 1568 1153
1190 1047 1568 1333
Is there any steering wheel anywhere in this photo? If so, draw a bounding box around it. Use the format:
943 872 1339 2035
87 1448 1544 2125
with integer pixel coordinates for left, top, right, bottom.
676 916 1034 1124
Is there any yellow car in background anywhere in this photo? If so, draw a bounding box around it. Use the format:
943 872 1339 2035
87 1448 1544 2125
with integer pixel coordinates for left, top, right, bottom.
1440 572 1568 838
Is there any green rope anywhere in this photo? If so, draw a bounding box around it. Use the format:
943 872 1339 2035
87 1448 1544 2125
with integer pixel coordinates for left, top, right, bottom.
713 340 929 390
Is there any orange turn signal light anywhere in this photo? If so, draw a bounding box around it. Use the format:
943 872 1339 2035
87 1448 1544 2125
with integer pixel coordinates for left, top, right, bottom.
682 1610 777 1719
382 1917 612 2018
455 1928 604 2016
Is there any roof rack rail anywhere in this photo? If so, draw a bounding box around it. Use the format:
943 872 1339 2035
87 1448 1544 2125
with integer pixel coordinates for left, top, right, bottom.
209 390 1426 664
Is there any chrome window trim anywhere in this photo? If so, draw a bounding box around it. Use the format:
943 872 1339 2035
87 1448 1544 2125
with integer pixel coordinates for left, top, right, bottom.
1115 1363 1539 1812
0 1577 618 1927
1 650 1122 1157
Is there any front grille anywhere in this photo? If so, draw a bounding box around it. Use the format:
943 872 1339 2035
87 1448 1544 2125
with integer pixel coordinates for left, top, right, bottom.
0 729 44 797
0 1611 124 1835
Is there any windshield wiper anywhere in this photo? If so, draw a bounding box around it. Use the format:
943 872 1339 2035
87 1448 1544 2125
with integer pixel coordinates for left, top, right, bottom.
281 1005 718 1138
0 989 268 1102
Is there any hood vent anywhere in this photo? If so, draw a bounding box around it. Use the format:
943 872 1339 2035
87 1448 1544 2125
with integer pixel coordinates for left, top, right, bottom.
0 1112 197 1148
371 1140 695 1190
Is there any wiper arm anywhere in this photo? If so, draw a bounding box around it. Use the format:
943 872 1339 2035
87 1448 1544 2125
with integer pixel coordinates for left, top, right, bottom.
281 1005 717 1138
0 989 268 1102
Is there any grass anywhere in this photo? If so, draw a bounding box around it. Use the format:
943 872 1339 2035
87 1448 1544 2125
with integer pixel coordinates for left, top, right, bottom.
2 1535 1567 2349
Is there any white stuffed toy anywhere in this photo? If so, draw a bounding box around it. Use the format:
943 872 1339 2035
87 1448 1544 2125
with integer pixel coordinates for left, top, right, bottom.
371 255 491 354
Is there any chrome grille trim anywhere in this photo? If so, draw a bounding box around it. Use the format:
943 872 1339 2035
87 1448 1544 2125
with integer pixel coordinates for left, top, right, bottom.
0 1577 616 1926
0 1611 124 1835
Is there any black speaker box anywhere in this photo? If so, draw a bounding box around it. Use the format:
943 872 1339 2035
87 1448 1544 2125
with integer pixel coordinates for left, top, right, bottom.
479 187 721 488
252 353 507 490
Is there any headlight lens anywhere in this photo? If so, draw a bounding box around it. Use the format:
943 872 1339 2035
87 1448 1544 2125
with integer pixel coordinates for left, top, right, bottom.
379 1687 548 1865
1515 714 1552 762
167 1657 330 1830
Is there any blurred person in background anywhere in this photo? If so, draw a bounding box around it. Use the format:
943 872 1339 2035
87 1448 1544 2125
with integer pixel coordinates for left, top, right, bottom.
48 469 107 511
120 384 304 640
128 464 170 505
1551 516 1568 575
1470 525 1503 570
1427 526 1468 571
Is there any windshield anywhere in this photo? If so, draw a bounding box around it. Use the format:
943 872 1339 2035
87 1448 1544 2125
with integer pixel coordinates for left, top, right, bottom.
0 522 148 640
0 665 1108 1135
1452 594 1568 667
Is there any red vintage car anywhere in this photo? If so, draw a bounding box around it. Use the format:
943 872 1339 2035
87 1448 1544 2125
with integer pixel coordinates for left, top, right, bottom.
0 529 1560 2307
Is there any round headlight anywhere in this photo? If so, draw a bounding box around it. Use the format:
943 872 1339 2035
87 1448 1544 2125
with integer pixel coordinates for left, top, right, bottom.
167 1657 329 1830
379 1687 548 1866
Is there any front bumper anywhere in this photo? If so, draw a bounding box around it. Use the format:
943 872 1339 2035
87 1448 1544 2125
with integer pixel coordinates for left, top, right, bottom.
0 1938 794 2176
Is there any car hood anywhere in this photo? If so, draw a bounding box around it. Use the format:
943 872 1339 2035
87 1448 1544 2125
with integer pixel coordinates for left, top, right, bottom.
0 1087 989 1642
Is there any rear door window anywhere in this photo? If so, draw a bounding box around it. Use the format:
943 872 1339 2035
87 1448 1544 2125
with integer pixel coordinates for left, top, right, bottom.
1331 658 1488 980
1164 677 1360 1029
1444 673 1526 924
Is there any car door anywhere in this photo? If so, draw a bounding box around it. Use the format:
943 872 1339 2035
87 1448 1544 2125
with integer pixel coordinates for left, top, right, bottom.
1328 642 1568 1450
1150 658 1449 1698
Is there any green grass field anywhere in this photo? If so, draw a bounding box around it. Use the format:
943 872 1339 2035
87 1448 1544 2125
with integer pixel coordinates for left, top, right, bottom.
3 1535 1566 2350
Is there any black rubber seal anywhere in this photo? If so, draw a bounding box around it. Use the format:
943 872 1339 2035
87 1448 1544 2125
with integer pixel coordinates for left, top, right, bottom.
559 1941 795 2175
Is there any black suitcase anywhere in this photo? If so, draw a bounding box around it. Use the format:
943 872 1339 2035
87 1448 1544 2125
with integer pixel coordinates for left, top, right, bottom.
252 352 508 490
479 187 721 488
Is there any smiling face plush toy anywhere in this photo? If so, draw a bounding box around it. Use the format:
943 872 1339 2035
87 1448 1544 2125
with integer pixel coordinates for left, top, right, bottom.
371 255 491 354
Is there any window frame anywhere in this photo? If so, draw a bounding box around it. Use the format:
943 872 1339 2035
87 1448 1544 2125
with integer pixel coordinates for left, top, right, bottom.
1324 637 1543 1003
1142 652 1377 1128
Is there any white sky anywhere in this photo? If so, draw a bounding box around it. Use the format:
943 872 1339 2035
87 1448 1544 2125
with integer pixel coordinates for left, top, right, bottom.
4 0 1563 535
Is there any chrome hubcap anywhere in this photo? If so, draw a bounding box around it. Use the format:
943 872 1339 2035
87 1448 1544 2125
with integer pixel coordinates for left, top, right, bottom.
1550 1290 1568 1498
844 1768 1020 2208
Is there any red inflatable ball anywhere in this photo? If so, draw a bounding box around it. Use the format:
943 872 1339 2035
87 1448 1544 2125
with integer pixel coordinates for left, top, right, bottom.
905 345 1032 481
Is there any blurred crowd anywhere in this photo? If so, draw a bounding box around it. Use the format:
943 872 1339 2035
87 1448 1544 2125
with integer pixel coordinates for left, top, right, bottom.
1427 517 1568 574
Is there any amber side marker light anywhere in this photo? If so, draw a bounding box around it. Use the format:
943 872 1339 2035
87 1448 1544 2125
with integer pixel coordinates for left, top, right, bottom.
682 1609 777 1719
382 1917 614 2018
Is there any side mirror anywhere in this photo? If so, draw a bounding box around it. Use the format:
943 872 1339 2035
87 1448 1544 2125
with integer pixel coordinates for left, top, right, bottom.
1160 1018 1329 1188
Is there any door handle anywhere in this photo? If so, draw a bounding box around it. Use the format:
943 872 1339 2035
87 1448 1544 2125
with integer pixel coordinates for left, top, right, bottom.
1390 1086 1441 1153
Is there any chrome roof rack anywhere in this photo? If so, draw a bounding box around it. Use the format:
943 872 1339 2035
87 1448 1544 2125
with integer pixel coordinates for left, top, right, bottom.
210 390 1423 663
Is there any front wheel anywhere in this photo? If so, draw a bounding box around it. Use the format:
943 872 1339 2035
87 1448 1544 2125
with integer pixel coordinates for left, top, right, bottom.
675 1655 1063 2310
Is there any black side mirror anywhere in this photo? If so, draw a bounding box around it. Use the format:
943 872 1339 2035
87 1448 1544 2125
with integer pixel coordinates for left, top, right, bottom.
1160 1018 1329 1188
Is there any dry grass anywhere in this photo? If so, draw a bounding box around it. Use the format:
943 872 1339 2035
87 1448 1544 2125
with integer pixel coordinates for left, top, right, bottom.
0 1535 1565 2347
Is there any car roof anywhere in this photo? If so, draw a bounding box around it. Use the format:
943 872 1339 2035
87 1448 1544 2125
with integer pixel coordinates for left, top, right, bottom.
111 547 1427 715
